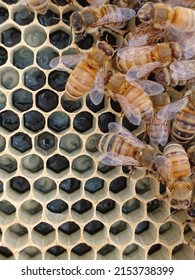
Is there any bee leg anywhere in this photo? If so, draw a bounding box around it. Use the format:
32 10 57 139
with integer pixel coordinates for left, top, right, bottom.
128 166 136 178
155 192 168 201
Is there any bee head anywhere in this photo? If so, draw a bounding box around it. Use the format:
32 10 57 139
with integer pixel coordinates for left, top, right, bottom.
170 181 193 210
97 42 114 57
169 42 182 61
141 148 156 170
187 203 195 218
137 2 154 24
70 12 83 31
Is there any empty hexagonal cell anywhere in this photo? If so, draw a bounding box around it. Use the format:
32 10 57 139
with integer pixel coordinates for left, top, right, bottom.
36 89 58 112
73 111 93 133
0 110 19 132
21 154 44 175
86 94 106 113
83 220 106 246
46 154 69 175
147 243 170 260
172 244 194 260
159 221 182 245
61 95 82 112
18 246 42 260
2 27 21 47
122 116 139 132
60 133 82 155
0 67 19 89
0 246 14 260
75 33 94 50
59 178 81 201
6 176 30 201
62 9 75 26
23 110 45 132
49 70 69 91
19 199 43 225
97 244 120 260
0 134 6 151
123 244 145 260
100 30 118 49
11 132 32 153
48 111 70 132
58 221 81 246
24 25 47 47
45 246 68 260
0 200 16 225
13 6 35 25
109 176 132 201
0 46 8 66
13 46 34 69
71 199 93 223
38 9 59 26
35 131 57 155
135 177 159 200
0 6 8 24
46 199 69 224
147 199 169 222
110 220 132 246
4 224 28 248
49 28 70 49
85 134 100 154
71 243 94 260
0 155 17 176
24 67 46 90
37 47 58 70
33 177 57 202
98 112 117 132
32 222 56 247
72 155 95 177
12 88 33 112
135 221 157 246
96 199 119 223
122 198 145 223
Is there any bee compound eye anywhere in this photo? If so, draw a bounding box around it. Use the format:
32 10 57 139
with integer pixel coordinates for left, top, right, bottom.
171 199 178 206
183 200 190 207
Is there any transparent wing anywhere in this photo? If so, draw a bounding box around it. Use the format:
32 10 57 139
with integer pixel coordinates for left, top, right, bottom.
170 60 195 81
132 80 164 95
90 0 108 7
88 67 105 105
127 34 148 47
117 45 155 61
148 116 169 146
177 32 195 59
49 53 88 70
91 8 136 27
161 0 195 7
126 61 162 82
108 122 146 148
155 155 173 184
98 152 140 166
116 94 141 125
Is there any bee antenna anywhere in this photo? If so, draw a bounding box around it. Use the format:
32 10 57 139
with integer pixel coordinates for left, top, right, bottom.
163 209 178 223
53 17 70 24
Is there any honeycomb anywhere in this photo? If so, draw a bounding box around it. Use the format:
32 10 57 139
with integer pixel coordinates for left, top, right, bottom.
0 0 194 260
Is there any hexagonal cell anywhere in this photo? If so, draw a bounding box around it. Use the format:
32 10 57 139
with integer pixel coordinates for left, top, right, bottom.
85 134 100 154
172 244 194 260
58 221 81 246
97 164 117 180
45 246 67 260
47 199 68 214
123 244 145 260
21 154 44 175
24 110 45 132
0 200 16 225
12 88 33 111
135 177 158 200
97 244 120 260
33 177 57 202
159 221 182 245
59 178 81 201
147 244 170 260
35 132 57 154
75 33 94 50
60 133 82 155
18 246 42 260
135 221 157 246
147 199 169 222
84 177 104 194
96 199 119 223
10 176 30 194
11 132 32 153
24 67 46 90
0 154 17 174
0 67 19 89
184 224 195 245
0 246 14 260
0 110 19 132
4 224 28 248
71 243 93 260
100 30 117 49
109 220 132 245
122 198 145 223
86 94 105 113
83 220 106 245
61 95 82 112
109 176 128 194
37 47 58 70
19 199 43 225
2 27 21 47
98 112 116 132
0 6 9 24
13 6 35 25
0 46 8 66
13 46 34 69
110 98 122 113
46 154 69 174
48 111 70 132
73 111 93 133
36 89 58 112
24 25 47 47
38 9 60 26
49 70 69 91
49 29 70 49
71 199 93 223
32 222 56 247
72 155 95 177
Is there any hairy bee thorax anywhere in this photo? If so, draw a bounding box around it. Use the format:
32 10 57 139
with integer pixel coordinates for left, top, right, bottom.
82 9 100 27
139 147 156 170
87 42 113 69
152 43 181 65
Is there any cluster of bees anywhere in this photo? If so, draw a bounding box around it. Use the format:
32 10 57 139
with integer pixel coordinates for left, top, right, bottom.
21 0 195 245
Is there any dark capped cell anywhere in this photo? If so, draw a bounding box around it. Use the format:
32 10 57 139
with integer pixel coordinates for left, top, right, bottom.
0 155 17 173
84 177 104 194
0 200 16 215
173 85 186 92
51 0 68 5
10 176 30 194
49 70 69 91
0 246 13 258
0 110 19 132
49 29 70 49
13 47 34 69
0 180 3 193
11 132 32 153
72 243 91 256
75 0 89 7
61 95 82 112
2 0 18 4
38 10 59 26
0 7 8 24
122 198 140 214
48 111 70 132
62 10 74 26
98 112 116 132
159 182 167 194
24 110 45 132
100 31 116 49
71 199 92 214
96 199 115 214
2 27 21 47
147 199 160 213
84 220 104 235
37 48 58 70
46 154 69 173
86 95 105 113
148 244 162 255
97 162 115 174
37 132 57 151
0 47 8 65
109 176 127 193
36 89 58 112
110 221 126 235
73 111 93 133
122 116 138 132
110 98 121 113
47 246 66 257
135 221 149 234
47 199 68 213
98 244 115 256
34 177 57 194
59 178 81 194
13 7 34 25
33 222 55 236
58 221 80 235
12 89 33 112
75 33 94 50
24 68 46 90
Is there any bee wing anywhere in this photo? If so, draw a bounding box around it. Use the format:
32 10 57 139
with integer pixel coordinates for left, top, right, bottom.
98 152 140 166
88 67 105 105
91 8 136 27
127 34 148 47
155 155 173 184
148 116 168 146
108 122 146 148
177 32 195 59
126 61 162 82
131 80 164 96
170 60 195 81
117 45 155 61
90 0 108 7
161 0 195 7
116 94 141 125
49 53 88 70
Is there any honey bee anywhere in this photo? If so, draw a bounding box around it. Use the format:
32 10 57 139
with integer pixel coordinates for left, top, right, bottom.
19 0 49 14
138 2 195 33
50 41 114 105
97 122 158 171
187 142 195 173
155 142 193 210
160 0 195 8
